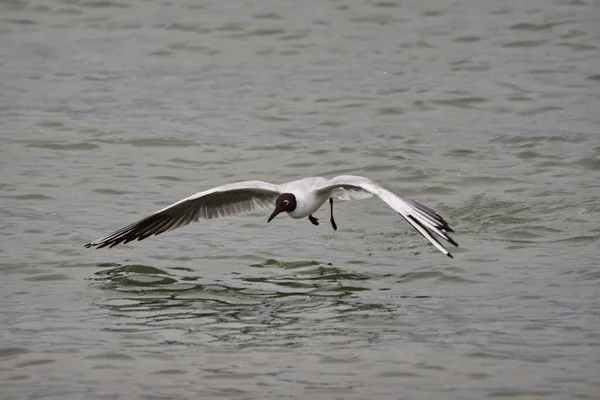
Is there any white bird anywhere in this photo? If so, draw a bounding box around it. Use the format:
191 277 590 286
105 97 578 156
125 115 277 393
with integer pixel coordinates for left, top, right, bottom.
85 175 458 257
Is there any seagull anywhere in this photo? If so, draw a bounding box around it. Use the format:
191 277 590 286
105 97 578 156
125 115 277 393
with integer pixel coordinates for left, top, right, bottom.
85 175 458 257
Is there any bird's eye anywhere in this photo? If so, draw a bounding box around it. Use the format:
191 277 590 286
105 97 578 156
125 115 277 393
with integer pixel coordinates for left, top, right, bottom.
282 200 289 206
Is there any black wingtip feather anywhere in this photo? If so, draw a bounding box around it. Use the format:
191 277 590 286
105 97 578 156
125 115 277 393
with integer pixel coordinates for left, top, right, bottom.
401 213 459 258
446 236 459 247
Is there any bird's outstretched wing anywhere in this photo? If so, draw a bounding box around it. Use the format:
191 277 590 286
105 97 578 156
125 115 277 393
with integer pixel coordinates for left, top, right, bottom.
85 181 281 249
316 175 458 258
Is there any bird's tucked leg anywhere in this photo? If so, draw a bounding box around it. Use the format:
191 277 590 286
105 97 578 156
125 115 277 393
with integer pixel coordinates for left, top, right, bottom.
329 197 338 230
308 215 320 226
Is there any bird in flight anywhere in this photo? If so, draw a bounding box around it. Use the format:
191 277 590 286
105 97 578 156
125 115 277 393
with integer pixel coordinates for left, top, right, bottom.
85 175 458 257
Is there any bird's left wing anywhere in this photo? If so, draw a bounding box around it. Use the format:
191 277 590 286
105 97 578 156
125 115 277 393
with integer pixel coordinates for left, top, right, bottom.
315 175 458 258
85 180 281 249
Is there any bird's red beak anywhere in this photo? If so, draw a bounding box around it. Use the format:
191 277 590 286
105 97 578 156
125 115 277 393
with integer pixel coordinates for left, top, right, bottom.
267 207 282 223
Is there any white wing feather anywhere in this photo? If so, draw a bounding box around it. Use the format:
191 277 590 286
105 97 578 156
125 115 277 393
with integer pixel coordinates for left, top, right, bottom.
85 180 281 249
316 175 458 258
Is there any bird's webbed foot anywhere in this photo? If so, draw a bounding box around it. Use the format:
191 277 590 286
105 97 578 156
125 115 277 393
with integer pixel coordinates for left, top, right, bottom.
308 215 320 226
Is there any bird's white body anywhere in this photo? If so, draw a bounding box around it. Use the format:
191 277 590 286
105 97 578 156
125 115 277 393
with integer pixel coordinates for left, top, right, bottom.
279 177 332 219
85 175 458 257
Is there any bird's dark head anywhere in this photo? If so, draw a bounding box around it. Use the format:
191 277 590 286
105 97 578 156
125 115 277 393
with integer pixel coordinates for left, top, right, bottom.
268 193 297 223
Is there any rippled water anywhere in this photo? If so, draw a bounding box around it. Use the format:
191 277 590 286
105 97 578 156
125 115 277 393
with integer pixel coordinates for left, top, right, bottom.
1 0 599 398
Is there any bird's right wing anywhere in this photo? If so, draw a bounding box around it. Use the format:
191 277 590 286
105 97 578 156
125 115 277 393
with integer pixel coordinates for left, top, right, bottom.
85 180 281 249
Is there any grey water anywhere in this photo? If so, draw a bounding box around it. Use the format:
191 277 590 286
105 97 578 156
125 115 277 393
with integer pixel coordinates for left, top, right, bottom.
1 0 599 399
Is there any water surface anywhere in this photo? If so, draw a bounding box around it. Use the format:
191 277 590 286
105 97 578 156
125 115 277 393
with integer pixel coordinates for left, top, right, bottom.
1 0 599 398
